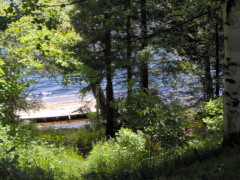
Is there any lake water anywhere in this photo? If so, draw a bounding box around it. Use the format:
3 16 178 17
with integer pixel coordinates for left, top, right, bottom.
23 68 195 129
26 71 176 103
26 75 88 102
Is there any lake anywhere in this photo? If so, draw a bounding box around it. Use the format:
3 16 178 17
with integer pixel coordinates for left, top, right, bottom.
26 69 177 103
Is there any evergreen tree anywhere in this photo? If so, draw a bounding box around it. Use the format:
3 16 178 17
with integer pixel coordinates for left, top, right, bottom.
147 0 223 104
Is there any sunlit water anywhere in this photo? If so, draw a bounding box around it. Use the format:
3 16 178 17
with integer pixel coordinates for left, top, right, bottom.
26 67 177 102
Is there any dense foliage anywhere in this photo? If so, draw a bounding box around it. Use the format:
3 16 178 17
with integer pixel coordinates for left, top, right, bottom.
203 97 223 132
202 96 223 144
0 96 228 179
83 128 146 179
0 59 27 123
0 124 83 179
2 0 240 179
115 87 186 149
0 0 224 134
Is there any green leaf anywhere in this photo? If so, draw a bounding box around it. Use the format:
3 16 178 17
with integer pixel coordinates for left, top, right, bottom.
5 146 16 154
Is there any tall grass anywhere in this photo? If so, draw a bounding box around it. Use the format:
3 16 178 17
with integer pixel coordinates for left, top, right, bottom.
80 125 225 180
0 123 83 180
1 97 236 180
32 124 105 156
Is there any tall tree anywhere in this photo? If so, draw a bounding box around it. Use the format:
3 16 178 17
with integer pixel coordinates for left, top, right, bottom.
126 0 133 96
0 0 84 122
148 0 223 103
139 0 148 91
69 0 121 137
215 21 221 97
222 0 240 144
104 12 115 137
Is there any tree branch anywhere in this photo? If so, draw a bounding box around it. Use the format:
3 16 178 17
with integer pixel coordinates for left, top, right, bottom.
146 7 221 39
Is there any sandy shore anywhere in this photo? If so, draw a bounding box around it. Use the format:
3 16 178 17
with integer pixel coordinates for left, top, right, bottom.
19 94 96 119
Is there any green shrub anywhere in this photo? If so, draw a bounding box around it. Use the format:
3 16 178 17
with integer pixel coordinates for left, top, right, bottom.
83 128 146 179
0 59 26 123
116 128 145 153
115 88 186 150
0 57 39 124
202 96 223 144
87 112 103 129
203 97 223 132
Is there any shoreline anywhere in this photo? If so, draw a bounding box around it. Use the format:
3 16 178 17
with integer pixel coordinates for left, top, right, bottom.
37 118 90 129
19 94 96 120
29 93 95 103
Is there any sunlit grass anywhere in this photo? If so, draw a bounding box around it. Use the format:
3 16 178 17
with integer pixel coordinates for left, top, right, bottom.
0 123 84 180
1 106 239 180
32 124 105 156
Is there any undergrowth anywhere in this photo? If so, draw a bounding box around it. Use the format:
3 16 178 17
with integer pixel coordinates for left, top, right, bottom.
83 128 147 179
1 97 236 180
32 124 105 156
0 123 83 180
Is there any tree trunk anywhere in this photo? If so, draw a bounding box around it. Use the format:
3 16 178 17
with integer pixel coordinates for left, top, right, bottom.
204 56 214 101
126 0 132 97
215 22 220 97
90 83 107 120
104 13 115 138
222 0 240 146
95 85 100 130
91 44 106 122
140 0 148 92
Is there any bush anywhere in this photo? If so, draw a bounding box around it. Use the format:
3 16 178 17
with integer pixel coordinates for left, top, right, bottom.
202 97 223 132
202 97 223 144
83 128 146 179
0 57 39 124
87 112 103 129
0 59 26 123
115 88 186 150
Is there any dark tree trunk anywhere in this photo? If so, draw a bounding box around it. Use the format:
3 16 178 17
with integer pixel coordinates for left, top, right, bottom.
104 13 115 138
90 44 106 122
126 0 132 97
204 56 214 101
222 132 240 147
140 0 148 92
215 22 220 97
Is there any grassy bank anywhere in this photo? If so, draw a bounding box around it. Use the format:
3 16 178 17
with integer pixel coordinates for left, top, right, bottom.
1 121 240 180
30 123 240 180
1 97 237 180
160 146 240 180
32 124 105 156
0 123 84 180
